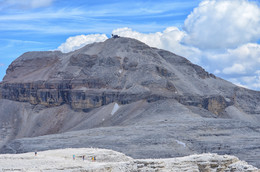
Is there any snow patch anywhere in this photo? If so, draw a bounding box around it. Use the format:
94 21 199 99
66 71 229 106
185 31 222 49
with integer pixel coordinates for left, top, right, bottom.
111 103 120 115
119 69 123 74
225 98 231 102
175 140 186 148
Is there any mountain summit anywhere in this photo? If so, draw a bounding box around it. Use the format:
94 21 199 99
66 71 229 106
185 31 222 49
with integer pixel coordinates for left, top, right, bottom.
1 37 250 112
0 37 259 167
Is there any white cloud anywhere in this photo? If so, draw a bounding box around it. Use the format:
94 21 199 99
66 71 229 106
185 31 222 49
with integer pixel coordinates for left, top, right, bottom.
229 73 260 90
228 78 248 89
225 43 260 61
1 0 54 9
183 0 260 49
242 71 260 89
112 27 201 63
214 69 221 74
58 34 108 53
210 43 260 75
256 70 260 75
30 0 54 8
57 27 201 62
208 43 260 89
222 64 246 74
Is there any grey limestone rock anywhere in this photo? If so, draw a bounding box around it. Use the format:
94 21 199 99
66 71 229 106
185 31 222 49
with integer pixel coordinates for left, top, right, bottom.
0 37 259 168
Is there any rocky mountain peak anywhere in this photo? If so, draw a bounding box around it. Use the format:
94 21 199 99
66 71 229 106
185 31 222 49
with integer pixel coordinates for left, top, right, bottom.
0 37 259 168
0 37 256 113
3 37 217 90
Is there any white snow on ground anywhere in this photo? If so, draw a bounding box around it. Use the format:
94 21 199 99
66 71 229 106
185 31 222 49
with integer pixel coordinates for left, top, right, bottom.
175 139 186 148
0 148 258 172
111 103 120 115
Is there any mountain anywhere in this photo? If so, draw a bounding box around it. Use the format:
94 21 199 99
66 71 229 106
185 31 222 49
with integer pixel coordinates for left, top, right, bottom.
0 37 259 167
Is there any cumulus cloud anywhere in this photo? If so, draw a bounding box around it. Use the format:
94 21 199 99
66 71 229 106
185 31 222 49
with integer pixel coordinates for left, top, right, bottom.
211 43 260 89
210 43 260 75
229 73 260 90
58 27 201 62
1 0 54 9
222 64 246 75
112 27 201 63
183 0 260 49
58 34 108 53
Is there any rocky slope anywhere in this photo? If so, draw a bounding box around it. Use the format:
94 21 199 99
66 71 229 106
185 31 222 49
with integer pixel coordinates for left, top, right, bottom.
0 37 259 168
0 148 258 172
2 37 258 112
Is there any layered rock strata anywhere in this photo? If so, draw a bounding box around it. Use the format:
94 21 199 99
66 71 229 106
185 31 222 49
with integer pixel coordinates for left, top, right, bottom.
0 37 259 168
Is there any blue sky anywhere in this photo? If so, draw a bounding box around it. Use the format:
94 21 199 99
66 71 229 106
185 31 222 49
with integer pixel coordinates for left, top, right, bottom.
1 0 260 90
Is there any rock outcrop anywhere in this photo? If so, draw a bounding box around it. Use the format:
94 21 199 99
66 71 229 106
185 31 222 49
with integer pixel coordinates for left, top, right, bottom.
0 38 234 111
0 37 259 168
1 37 259 115
0 148 258 172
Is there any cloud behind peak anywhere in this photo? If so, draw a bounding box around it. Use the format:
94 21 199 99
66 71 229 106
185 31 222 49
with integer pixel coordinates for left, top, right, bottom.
183 0 260 50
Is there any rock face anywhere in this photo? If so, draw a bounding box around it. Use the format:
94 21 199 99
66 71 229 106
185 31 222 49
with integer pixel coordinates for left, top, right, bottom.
0 148 258 172
0 37 259 168
1 37 259 114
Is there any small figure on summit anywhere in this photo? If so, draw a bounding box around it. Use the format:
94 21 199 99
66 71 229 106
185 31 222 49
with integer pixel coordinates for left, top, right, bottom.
111 34 120 38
